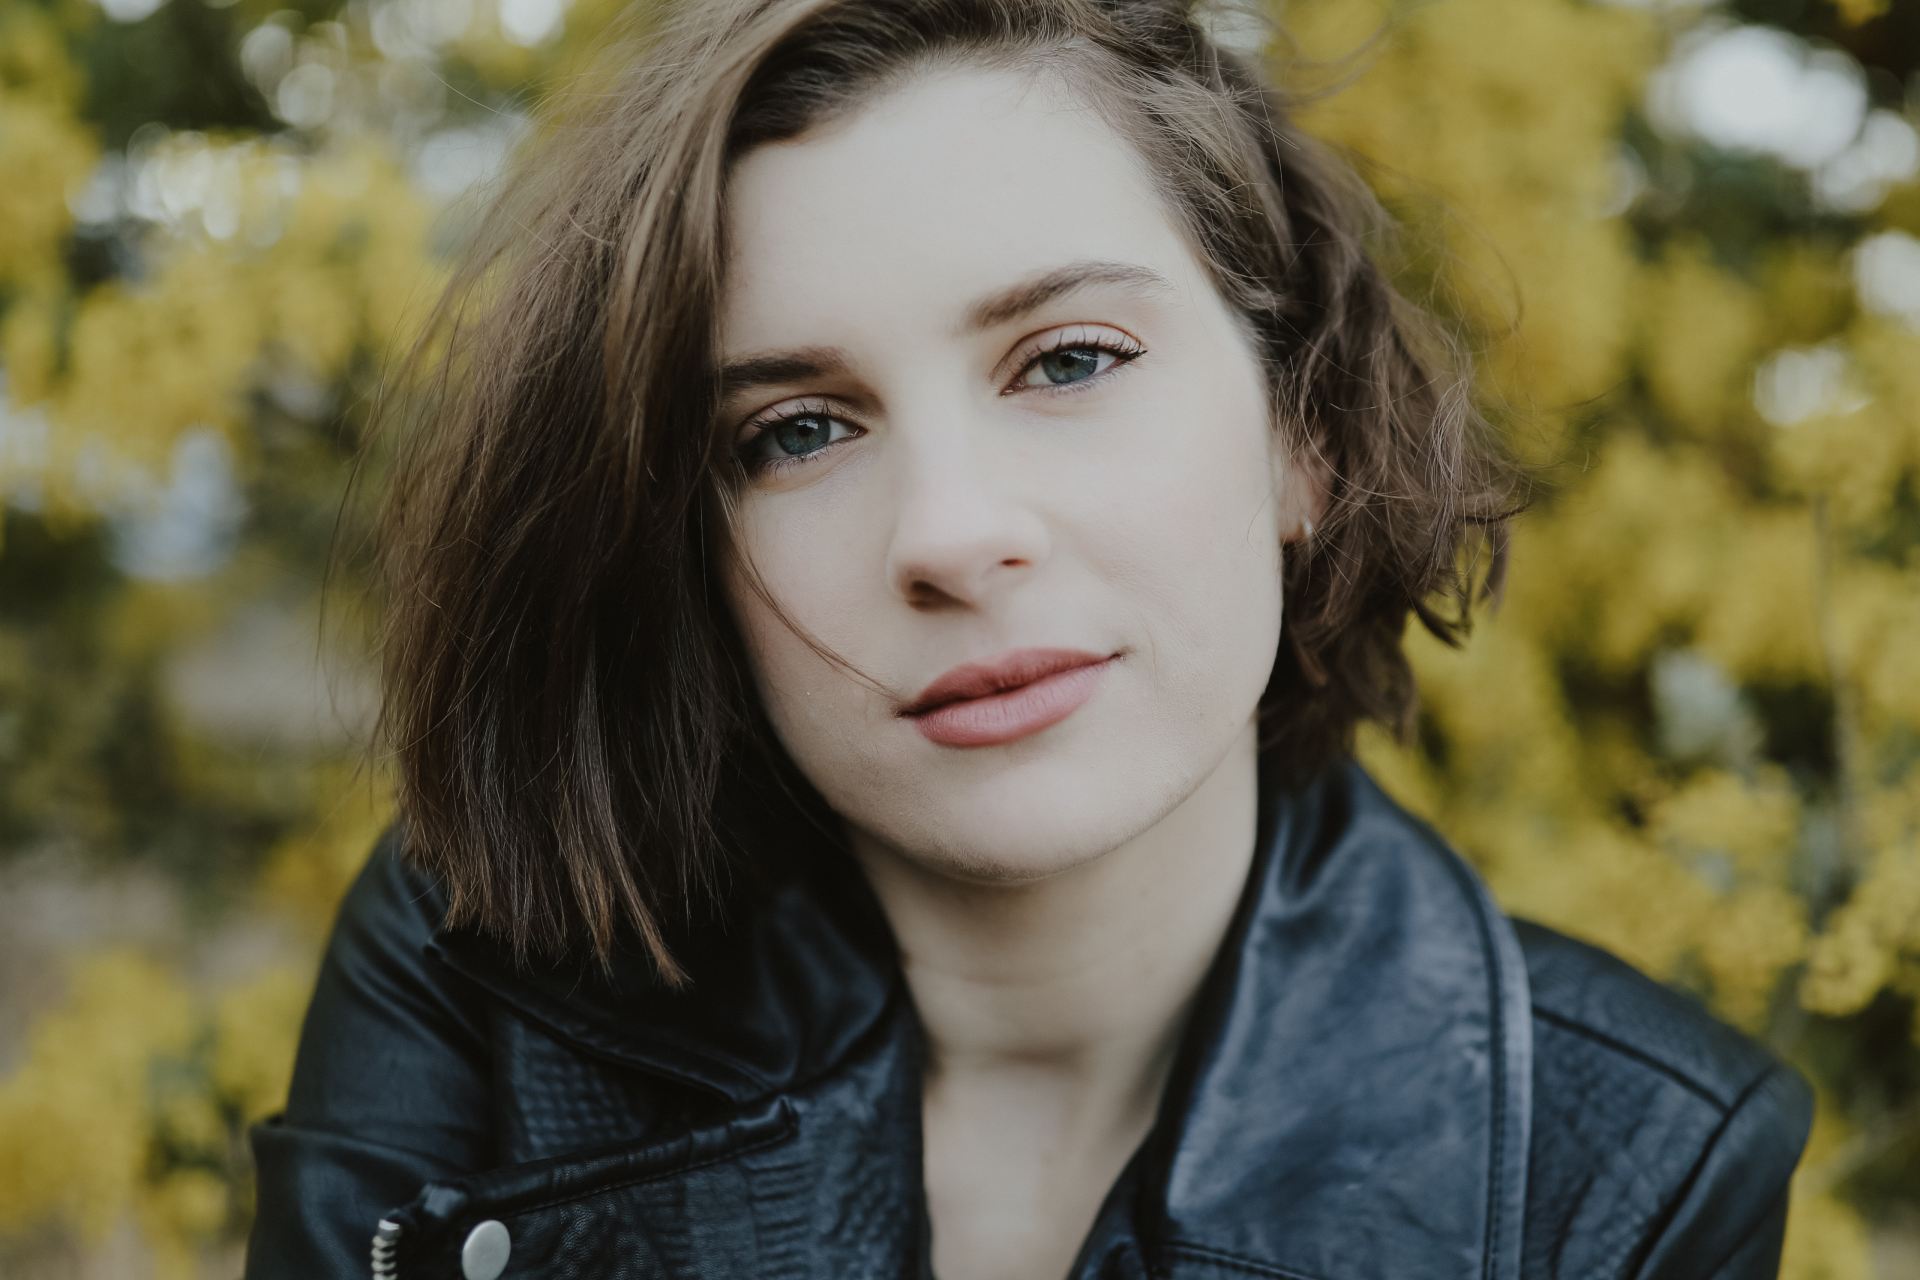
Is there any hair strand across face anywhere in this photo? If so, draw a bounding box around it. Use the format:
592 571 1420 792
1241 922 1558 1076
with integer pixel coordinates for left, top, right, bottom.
359 0 1540 983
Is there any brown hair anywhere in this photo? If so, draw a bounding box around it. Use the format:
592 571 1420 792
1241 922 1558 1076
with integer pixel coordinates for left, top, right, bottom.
365 0 1536 985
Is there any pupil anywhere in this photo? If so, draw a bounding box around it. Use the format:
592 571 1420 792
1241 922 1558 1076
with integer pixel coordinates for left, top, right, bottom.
1040 348 1098 384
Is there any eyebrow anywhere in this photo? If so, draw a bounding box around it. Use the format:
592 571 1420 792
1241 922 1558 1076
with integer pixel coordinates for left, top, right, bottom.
714 258 1176 404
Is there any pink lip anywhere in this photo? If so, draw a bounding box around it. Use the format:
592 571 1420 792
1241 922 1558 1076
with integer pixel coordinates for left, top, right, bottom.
903 649 1117 748
903 646 1116 715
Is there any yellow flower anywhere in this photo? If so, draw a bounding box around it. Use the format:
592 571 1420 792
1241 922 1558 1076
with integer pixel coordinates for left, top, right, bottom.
144 1166 230 1239
1780 1183 1874 1280
256 766 398 933
0 950 193 1237
1691 510 1823 686
1697 885 1809 1031
1492 817 1717 982
0 7 88 109
1832 564 1920 734
1830 0 1891 27
0 285 62 407
0 91 97 288
211 967 315 1126
1800 910 1895 1018
154 1090 227 1155
1637 240 1767 437
1647 765 1801 881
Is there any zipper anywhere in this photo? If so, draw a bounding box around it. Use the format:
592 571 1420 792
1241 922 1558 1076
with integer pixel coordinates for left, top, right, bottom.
359 1093 802 1280
370 1217 402 1279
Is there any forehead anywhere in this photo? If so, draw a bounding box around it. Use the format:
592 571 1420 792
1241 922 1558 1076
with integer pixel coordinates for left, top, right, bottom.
717 63 1200 346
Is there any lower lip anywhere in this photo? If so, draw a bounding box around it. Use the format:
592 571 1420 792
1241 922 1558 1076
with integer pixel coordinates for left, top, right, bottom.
908 657 1116 747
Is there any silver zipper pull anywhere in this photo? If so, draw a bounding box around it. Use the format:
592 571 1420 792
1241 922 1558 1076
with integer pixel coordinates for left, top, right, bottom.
371 1217 403 1279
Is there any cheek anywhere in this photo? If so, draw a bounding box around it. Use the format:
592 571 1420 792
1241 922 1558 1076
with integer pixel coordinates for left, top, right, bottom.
1091 382 1284 657
719 523 873 744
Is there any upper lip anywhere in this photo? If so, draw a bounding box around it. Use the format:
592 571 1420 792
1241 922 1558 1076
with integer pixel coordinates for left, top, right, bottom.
900 646 1115 717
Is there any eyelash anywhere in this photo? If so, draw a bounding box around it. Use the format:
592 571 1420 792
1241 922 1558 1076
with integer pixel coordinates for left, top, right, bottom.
732 329 1147 478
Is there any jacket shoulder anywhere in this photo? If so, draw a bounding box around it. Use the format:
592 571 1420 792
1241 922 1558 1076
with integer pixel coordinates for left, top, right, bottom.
1514 917 1790 1109
1510 916 1814 1278
320 820 450 968
245 820 495 1280
282 819 487 1117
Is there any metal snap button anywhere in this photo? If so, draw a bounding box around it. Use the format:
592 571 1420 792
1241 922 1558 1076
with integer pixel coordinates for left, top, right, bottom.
461 1219 511 1280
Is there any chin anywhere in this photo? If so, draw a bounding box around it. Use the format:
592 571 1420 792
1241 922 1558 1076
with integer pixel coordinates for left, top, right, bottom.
906 836 1111 887
890 782 1163 884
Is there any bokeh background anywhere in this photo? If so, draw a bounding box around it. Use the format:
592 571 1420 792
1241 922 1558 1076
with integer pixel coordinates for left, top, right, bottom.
2 0 1918 1273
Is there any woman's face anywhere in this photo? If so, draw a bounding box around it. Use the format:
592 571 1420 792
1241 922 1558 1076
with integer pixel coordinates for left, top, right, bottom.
714 62 1311 883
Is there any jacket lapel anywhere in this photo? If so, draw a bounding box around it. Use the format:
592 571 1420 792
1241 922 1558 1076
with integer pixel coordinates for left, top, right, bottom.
1139 753 1534 1280
423 745 1532 1280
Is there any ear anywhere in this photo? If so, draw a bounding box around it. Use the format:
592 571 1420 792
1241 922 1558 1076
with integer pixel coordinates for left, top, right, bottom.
1270 429 1331 545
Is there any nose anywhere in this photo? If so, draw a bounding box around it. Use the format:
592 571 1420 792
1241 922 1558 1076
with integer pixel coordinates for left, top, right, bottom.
882 407 1050 608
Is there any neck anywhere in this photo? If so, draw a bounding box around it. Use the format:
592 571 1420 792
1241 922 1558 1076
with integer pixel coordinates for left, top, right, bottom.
846 719 1263 1137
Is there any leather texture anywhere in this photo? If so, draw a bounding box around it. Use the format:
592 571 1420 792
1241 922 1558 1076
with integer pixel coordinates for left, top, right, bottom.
244 743 1814 1279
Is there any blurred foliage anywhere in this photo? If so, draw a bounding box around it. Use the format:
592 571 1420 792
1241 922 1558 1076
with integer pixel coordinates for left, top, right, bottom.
1290 0 1920 1267
0 0 1916 1273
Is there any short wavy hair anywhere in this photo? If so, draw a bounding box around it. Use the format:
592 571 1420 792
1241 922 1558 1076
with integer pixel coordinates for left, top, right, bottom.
367 0 1536 984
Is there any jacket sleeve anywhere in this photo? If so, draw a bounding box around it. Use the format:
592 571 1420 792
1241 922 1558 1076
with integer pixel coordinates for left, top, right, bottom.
243 822 496 1280
1630 1060 1815 1280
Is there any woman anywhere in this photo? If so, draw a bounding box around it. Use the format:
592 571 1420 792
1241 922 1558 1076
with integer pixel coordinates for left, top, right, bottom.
246 1 1814 1277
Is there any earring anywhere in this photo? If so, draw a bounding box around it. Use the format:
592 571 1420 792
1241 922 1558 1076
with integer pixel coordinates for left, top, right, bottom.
1301 517 1315 540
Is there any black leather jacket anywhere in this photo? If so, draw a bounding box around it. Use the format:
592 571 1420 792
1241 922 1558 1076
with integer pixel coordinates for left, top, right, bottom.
244 749 1814 1279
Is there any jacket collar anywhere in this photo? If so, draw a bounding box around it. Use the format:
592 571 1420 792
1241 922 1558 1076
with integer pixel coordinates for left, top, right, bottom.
1143 749 1534 1279
430 817 901 1103
429 743 1533 1279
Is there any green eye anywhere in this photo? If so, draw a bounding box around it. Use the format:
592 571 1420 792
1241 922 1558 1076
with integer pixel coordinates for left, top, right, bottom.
1032 347 1105 385
1013 336 1142 391
733 332 1145 479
